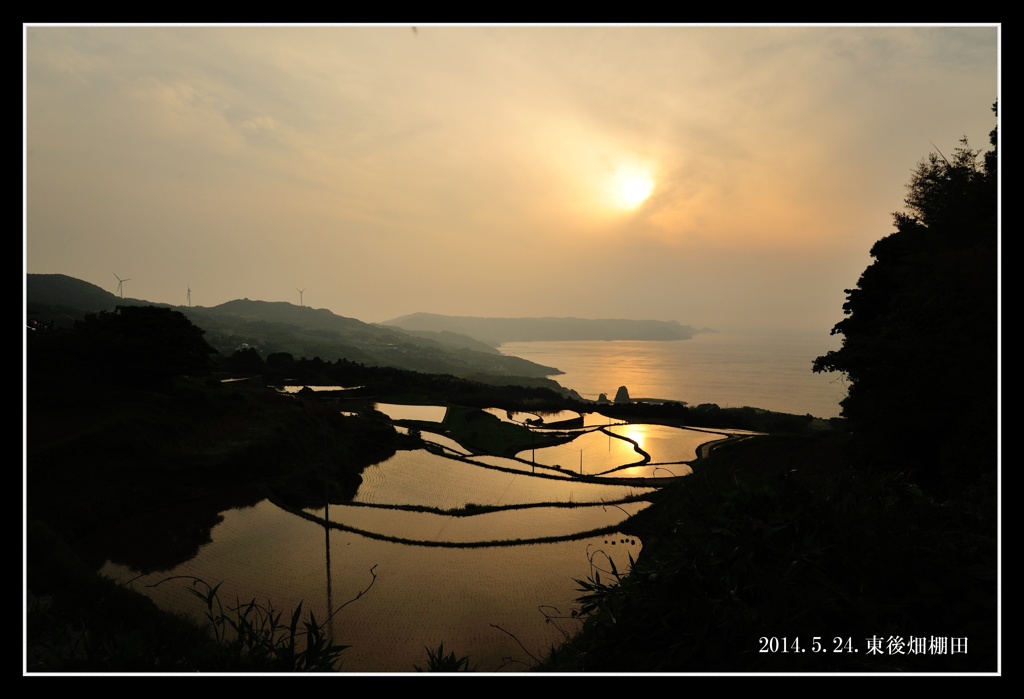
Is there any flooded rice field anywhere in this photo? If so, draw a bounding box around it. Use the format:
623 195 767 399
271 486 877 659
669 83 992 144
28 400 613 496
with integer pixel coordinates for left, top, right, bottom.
97 403 739 673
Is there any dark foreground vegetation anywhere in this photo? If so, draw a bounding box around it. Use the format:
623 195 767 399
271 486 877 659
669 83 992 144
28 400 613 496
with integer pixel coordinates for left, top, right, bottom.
25 108 998 673
537 432 996 672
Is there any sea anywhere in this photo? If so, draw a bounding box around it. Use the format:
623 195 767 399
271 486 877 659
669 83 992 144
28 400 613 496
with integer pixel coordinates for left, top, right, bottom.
499 329 849 420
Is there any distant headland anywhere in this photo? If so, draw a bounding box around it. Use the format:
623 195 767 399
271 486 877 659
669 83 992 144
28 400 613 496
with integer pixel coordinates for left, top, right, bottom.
381 312 709 346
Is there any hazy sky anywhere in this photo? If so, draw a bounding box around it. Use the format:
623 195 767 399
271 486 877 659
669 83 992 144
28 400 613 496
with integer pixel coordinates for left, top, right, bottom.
24 24 999 332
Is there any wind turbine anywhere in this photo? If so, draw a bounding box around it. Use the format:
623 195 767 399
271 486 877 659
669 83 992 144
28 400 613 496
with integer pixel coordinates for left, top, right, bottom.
113 273 130 298
187 285 192 308
297 288 305 307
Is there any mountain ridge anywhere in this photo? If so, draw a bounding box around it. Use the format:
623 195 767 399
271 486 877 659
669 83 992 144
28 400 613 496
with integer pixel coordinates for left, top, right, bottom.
24 274 561 384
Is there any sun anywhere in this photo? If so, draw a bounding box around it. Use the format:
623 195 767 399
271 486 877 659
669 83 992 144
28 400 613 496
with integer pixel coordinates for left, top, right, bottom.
612 169 655 210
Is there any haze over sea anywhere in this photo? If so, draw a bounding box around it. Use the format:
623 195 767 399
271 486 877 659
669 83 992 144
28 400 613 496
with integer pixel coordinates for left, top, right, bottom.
500 329 848 420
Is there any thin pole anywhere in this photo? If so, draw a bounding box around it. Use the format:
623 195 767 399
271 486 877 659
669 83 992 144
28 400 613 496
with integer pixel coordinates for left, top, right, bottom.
324 434 333 635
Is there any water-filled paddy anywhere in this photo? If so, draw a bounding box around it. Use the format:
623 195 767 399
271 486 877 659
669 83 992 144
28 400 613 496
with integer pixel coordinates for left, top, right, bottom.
483 407 625 429
521 424 735 477
95 405 727 673
606 423 730 463
309 500 650 543
277 385 360 393
374 403 448 422
469 454 576 478
354 449 653 508
101 499 640 673
419 431 473 455
520 429 644 475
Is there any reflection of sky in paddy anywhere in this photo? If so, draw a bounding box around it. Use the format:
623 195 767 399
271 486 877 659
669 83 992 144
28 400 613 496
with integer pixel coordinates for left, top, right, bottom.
519 430 643 475
580 412 628 428
93 405 722 671
307 501 650 543
355 450 653 509
602 463 694 480
277 385 360 393
373 403 448 422
483 407 628 430
467 454 575 478
92 406 727 673
527 409 583 425
483 407 539 424
606 424 729 463
420 431 472 455
100 500 643 673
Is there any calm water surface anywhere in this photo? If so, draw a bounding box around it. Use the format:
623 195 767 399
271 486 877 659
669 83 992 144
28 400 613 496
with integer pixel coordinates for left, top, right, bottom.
500 329 848 419
94 352 791 673
98 436 667 672
102 499 641 673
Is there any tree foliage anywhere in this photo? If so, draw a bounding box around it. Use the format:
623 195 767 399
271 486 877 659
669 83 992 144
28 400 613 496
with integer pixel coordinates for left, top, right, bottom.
225 345 266 375
72 305 218 384
813 102 998 496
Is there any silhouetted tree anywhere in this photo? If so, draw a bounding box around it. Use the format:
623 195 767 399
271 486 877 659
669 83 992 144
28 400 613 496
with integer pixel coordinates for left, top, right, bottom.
73 305 217 384
813 103 998 496
263 351 296 385
266 352 295 370
225 346 265 375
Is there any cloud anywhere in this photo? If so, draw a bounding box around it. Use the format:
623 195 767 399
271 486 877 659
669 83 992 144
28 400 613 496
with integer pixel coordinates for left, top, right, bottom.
25 24 998 332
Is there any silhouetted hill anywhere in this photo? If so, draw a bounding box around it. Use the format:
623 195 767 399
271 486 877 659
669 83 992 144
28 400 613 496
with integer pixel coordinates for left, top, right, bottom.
24 274 561 382
27 273 120 310
381 312 703 345
26 274 151 326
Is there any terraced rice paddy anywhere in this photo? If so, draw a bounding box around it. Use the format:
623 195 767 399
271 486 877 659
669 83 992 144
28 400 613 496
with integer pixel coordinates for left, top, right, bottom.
97 404 734 672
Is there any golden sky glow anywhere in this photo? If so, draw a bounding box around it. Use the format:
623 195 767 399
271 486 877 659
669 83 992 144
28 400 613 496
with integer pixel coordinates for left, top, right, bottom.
24 24 999 331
